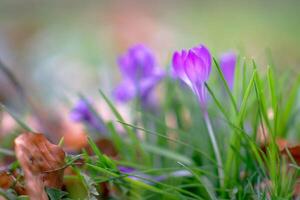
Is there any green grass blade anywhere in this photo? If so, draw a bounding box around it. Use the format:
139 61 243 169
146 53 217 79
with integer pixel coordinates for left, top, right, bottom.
267 66 277 113
205 83 231 122
279 74 300 136
237 70 256 124
252 60 271 131
213 57 238 114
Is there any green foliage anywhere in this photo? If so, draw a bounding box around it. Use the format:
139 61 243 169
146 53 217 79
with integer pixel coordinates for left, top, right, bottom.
46 188 70 200
1 52 300 199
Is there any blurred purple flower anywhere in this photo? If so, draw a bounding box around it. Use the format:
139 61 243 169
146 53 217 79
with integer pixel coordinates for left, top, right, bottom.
70 98 106 134
220 52 237 90
113 44 164 103
172 44 212 109
118 166 136 174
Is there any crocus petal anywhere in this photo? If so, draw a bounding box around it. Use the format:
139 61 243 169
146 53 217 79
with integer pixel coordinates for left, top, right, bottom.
183 51 206 84
118 44 157 81
70 98 107 134
193 44 212 74
172 50 192 88
70 99 92 122
129 44 156 78
113 80 136 103
220 52 236 90
139 70 164 100
70 111 84 122
118 53 134 79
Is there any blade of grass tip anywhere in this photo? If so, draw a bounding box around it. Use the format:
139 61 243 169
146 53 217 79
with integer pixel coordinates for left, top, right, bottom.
252 60 271 131
254 80 272 135
0 103 33 132
279 74 300 137
267 66 277 113
242 58 247 98
267 66 280 135
58 137 64 147
98 89 145 161
213 57 238 114
237 70 256 124
177 162 217 200
233 55 242 103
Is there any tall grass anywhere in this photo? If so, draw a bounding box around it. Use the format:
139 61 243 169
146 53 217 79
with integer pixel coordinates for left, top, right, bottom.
1 52 300 200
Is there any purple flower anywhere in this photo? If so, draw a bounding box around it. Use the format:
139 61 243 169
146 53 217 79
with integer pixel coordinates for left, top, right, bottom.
70 98 107 134
118 166 153 183
172 44 212 109
113 44 164 103
219 52 237 90
118 166 136 174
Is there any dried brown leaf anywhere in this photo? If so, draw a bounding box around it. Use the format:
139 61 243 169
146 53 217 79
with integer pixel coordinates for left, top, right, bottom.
15 132 65 200
0 172 13 189
0 171 26 195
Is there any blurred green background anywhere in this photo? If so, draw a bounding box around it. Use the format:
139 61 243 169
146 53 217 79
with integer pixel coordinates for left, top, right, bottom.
0 0 300 109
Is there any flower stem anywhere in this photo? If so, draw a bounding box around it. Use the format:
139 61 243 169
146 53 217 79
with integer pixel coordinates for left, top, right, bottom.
203 111 224 187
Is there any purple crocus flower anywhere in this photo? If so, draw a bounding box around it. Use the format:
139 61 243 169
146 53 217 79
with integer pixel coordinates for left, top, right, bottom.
219 52 237 90
172 45 224 185
113 44 164 104
70 98 107 134
172 44 212 110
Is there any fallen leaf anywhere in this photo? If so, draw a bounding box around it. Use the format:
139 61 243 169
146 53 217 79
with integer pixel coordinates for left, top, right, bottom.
278 140 300 165
0 171 26 195
15 132 65 200
0 172 13 189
